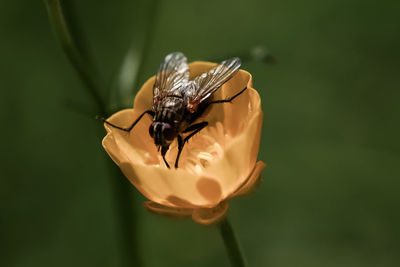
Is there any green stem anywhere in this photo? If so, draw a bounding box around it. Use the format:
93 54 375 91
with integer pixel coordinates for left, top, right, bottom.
43 0 106 115
107 160 142 267
218 217 247 267
110 0 160 109
131 0 159 97
44 1 141 266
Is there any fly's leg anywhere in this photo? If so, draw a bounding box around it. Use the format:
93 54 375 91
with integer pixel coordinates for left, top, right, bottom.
161 146 170 169
175 121 208 168
176 136 184 169
99 110 155 132
208 86 247 105
174 86 248 167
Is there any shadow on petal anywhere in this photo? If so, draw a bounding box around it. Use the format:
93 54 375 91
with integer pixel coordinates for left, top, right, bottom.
166 195 198 208
196 177 223 205
192 201 229 225
119 162 142 186
143 201 193 218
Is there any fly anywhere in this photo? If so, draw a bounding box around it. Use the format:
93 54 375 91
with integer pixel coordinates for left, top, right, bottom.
103 52 247 168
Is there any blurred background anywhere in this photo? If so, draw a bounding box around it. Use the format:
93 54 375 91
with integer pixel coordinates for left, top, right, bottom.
1 0 399 266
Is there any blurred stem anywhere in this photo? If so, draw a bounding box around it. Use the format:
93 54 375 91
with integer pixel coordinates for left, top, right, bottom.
44 1 142 266
43 0 106 115
61 0 94 65
107 159 141 267
131 0 159 97
218 217 247 267
110 0 160 109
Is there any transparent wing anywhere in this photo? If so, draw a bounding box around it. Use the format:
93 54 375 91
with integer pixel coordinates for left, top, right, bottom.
191 57 241 104
153 52 189 105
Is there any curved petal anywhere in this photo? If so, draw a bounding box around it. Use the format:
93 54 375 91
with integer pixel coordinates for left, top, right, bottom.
102 61 264 213
143 201 193 218
192 201 229 225
181 104 263 202
230 161 266 197
103 109 158 163
133 76 155 112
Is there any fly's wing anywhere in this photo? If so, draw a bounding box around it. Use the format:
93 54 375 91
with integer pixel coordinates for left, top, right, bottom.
153 52 189 106
190 57 241 106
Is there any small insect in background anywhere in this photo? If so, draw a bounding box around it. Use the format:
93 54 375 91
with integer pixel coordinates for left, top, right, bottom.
104 52 247 168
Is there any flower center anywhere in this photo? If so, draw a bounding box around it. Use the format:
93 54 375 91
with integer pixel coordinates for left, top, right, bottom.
175 122 232 172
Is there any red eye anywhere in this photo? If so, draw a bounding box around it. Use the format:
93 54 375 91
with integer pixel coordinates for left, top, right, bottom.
149 123 155 137
163 123 176 141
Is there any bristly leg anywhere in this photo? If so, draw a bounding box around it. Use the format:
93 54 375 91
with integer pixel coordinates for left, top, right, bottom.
175 121 209 168
100 110 155 132
176 136 184 168
161 146 170 169
173 85 247 169
172 87 248 168
208 86 247 105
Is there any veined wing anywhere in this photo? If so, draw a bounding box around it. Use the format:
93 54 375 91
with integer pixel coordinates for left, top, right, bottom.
190 57 241 105
153 52 189 105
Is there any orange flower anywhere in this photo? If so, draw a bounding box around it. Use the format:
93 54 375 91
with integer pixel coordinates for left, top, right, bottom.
102 61 265 225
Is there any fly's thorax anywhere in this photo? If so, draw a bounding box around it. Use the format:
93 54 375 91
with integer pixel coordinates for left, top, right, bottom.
155 95 186 124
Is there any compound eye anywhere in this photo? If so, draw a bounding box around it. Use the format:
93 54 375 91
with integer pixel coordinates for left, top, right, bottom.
149 123 155 138
163 123 176 141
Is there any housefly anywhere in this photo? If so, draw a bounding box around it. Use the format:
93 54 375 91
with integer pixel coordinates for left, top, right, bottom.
103 52 247 168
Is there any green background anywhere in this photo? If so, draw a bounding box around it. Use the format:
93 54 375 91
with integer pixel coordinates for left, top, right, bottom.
1 0 399 266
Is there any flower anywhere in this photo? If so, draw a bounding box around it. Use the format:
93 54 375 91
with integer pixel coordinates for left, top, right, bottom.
102 61 265 225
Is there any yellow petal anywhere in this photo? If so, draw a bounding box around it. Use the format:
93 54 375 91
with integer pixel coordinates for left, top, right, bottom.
119 162 224 208
230 161 266 197
102 61 264 213
103 108 158 164
192 201 229 225
133 77 155 113
143 201 193 218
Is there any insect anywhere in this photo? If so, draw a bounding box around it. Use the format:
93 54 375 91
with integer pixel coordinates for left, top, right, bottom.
104 52 247 168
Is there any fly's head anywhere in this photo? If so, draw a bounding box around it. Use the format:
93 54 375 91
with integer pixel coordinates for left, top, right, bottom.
149 121 177 146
